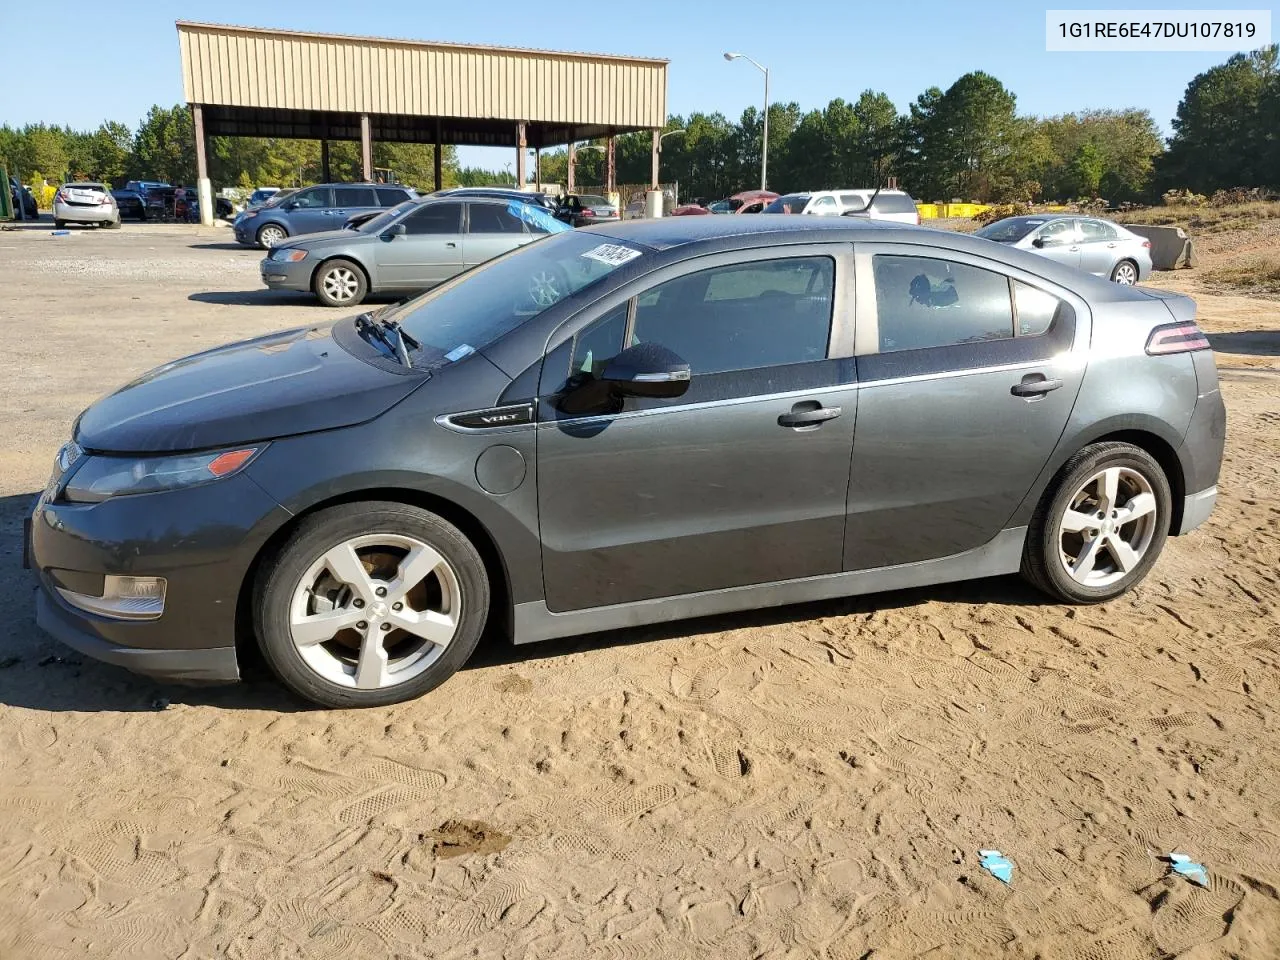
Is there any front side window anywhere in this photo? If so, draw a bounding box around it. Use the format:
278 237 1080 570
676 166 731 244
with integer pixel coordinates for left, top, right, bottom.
873 255 1014 353
811 196 839 214
468 203 526 234
405 202 462 235
631 257 834 374
763 194 809 214
1036 220 1078 245
291 187 330 209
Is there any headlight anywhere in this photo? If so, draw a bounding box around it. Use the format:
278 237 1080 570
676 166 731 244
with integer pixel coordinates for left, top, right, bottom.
270 248 307 262
242 209 259 220
63 446 262 502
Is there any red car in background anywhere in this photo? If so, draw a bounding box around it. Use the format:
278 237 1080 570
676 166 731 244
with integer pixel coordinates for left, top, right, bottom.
671 189 778 216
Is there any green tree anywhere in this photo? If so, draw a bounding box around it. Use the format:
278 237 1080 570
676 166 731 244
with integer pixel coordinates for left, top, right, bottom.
132 105 196 183
1070 141 1105 197
1160 45 1278 191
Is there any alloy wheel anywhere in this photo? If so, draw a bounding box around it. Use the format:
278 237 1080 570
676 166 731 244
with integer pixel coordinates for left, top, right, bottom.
259 225 286 248
322 266 360 302
1057 466 1158 588
1113 261 1137 285
289 534 461 690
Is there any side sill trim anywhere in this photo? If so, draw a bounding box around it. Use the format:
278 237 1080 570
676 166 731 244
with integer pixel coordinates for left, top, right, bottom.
513 526 1027 645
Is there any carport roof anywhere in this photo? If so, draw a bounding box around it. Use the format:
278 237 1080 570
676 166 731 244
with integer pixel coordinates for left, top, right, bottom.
177 21 669 148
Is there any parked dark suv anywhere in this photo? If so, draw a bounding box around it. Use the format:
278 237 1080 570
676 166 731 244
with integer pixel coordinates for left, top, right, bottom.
234 183 417 248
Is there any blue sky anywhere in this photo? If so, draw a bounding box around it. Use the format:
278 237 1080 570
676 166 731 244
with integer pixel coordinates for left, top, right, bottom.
0 0 1259 168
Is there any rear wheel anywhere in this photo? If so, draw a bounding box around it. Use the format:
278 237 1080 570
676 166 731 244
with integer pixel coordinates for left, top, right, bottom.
1111 259 1139 285
314 259 368 307
254 502 490 708
1022 442 1171 603
53 219 65 229
102 217 121 229
257 223 287 248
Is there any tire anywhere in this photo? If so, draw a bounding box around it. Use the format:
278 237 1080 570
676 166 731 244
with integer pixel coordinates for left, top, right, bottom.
313 258 369 307
1110 259 1139 285
102 218 121 229
256 223 287 249
1021 441 1172 604
54 220 65 229
253 502 490 708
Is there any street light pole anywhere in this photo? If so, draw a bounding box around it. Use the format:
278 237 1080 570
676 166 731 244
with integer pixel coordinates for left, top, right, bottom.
724 52 769 191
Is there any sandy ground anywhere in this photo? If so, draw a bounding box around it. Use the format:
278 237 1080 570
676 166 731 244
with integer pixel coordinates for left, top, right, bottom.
0 217 1278 959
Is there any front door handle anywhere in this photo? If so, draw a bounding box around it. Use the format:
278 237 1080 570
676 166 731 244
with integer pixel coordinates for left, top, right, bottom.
446 242 457 248
778 404 842 428
1011 375 1064 398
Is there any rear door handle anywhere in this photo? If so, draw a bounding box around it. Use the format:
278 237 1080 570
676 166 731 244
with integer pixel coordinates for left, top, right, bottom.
778 405 842 428
1011 375 1064 398
446 242 456 247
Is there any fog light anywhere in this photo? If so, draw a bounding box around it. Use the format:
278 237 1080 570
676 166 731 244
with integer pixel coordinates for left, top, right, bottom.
266 273 287 281
57 575 167 620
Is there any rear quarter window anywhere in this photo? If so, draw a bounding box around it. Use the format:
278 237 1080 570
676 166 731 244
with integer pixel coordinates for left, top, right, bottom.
871 194 919 214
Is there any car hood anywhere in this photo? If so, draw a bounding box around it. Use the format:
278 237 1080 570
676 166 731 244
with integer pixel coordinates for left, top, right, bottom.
283 229 365 247
75 323 424 453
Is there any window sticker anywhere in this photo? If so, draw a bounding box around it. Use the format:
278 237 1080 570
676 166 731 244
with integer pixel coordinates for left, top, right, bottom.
581 243 642 267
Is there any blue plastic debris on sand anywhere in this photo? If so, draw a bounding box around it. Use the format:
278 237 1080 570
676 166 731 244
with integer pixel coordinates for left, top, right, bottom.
979 849 1014 885
51 230 70 236
1170 853 1209 887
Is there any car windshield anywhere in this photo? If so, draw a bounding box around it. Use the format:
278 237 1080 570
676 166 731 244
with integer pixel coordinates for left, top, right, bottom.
976 217 1045 243
357 201 419 233
579 195 607 206
261 190 297 208
380 231 645 370
763 194 810 214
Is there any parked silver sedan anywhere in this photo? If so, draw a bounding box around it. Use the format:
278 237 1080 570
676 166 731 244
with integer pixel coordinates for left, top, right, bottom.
53 182 121 229
261 196 571 306
975 214 1152 284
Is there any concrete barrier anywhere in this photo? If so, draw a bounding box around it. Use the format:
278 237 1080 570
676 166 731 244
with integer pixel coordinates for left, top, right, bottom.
1122 224 1196 270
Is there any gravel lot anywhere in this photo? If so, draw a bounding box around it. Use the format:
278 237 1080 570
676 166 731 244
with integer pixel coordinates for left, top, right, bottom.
1 218 1279 959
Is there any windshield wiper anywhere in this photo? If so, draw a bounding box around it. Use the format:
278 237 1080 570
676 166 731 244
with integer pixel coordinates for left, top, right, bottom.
382 320 421 368
353 312 413 368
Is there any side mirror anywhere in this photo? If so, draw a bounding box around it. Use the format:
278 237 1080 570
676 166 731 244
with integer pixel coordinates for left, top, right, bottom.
1032 236 1052 248
382 222 407 240
599 343 691 399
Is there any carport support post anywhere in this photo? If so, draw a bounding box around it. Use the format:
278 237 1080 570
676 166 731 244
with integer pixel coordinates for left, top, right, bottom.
360 114 373 182
191 104 213 227
567 142 576 193
433 120 443 191
605 136 616 195
535 148 541 192
651 129 660 189
320 140 331 184
515 122 527 188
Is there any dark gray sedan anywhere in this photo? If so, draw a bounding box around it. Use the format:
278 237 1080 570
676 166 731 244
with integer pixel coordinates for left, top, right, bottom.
262 196 571 306
31 217 1224 708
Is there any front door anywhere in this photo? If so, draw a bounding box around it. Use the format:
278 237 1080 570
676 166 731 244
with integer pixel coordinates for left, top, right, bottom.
374 201 464 290
536 249 857 612
464 202 535 268
844 243 1088 569
285 186 333 236
1029 219 1081 269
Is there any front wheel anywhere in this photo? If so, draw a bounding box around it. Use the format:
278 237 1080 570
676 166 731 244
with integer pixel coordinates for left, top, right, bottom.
256 223 287 249
1111 259 1139 285
314 259 368 307
254 502 490 708
1021 442 1172 603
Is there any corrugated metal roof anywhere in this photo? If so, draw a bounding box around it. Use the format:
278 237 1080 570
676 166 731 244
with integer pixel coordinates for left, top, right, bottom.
177 22 667 133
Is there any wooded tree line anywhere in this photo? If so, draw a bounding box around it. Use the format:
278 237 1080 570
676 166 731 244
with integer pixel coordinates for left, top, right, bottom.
2 46 1275 203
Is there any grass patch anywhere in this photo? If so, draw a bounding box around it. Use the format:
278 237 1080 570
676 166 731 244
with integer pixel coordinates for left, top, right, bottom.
1201 254 1280 297
1120 201 1280 234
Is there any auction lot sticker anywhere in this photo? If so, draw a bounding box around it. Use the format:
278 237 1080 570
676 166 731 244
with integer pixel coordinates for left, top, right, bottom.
1047 9 1271 51
581 243 642 267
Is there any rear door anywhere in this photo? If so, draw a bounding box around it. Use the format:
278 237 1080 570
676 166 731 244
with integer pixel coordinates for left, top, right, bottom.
844 242 1088 569
536 247 857 611
464 202 535 268
374 201 464 290
1077 218 1121 276
331 186 379 231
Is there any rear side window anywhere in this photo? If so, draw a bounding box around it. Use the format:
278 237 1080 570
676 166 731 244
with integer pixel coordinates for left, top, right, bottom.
873 255 1014 353
1079 219 1118 242
405 202 462 235
871 193 919 214
839 194 869 209
632 257 835 374
764 194 809 214
334 187 377 207
468 203 526 234
376 187 410 207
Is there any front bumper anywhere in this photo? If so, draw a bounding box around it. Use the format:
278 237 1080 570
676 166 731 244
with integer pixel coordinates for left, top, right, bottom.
28 470 291 685
35 587 239 682
260 256 313 291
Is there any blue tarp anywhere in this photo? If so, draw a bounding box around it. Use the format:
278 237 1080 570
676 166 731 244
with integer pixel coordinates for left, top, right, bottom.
509 200 570 234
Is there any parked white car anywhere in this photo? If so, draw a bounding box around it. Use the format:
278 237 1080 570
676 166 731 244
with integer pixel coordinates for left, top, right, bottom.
763 189 920 224
53 182 120 229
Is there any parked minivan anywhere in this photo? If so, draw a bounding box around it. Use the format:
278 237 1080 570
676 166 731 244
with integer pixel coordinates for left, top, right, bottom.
234 183 418 248
764 189 920 224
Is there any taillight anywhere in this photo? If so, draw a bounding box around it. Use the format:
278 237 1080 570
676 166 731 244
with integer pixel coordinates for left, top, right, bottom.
1142 240 1151 248
1146 321 1210 355
99 195 111 205
581 209 595 217
55 191 66 204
